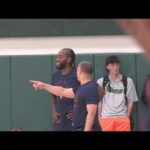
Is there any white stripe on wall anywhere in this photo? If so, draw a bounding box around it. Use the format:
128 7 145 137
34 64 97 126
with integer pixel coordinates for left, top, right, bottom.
0 35 144 55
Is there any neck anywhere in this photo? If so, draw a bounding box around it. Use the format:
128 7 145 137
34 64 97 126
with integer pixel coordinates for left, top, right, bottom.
110 73 120 80
80 76 92 85
61 66 73 75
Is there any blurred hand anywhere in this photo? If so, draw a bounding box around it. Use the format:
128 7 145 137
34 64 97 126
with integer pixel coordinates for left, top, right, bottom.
29 80 45 90
52 112 60 124
66 110 73 120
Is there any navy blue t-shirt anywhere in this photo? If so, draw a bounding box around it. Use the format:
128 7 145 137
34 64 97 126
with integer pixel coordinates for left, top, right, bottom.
51 68 80 115
72 81 101 131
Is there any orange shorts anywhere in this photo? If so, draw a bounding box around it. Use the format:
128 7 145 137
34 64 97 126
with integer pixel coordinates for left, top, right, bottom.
99 116 131 131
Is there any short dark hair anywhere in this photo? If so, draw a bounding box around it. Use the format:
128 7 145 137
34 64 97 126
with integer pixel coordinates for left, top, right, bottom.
105 55 120 71
105 55 120 66
78 61 93 74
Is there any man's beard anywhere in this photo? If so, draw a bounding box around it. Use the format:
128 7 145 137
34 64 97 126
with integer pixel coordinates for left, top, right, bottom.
56 63 67 70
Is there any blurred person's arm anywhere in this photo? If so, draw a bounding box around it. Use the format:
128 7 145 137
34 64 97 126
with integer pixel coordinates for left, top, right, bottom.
117 19 150 60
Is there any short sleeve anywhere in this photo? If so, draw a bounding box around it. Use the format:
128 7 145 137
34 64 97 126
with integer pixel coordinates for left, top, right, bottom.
97 77 103 88
126 78 138 102
84 87 99 105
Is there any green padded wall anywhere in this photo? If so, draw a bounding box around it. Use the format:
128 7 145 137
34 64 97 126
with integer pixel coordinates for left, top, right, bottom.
0 57 11 131
11 55 53 131
62 19 124 36
0 53 148 131
0 19 62 37
0 19 124 37
94 53 138 130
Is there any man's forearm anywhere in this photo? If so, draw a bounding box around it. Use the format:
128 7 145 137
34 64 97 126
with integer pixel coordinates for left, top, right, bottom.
127 102 134 116
51 96 56 113
84 112 96 131
98 102 102 117
44 83 65 97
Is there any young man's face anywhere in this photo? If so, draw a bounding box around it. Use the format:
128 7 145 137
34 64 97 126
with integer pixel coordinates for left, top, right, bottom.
56 50 68 69
107 63 120 75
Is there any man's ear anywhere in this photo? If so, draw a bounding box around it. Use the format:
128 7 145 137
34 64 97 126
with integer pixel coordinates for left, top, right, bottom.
106 65 109 71
67 57 71 64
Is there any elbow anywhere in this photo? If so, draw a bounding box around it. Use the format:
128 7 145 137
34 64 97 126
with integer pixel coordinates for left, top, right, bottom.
87 110 97 117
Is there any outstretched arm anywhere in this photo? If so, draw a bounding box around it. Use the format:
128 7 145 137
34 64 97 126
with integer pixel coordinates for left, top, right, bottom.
29 80 75 99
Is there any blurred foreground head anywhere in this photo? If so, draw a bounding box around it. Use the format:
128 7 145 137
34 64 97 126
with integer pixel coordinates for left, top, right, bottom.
11 128 22 131
117 19 150 61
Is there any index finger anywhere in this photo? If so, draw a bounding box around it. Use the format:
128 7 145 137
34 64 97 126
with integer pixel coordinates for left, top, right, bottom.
29 80 38 84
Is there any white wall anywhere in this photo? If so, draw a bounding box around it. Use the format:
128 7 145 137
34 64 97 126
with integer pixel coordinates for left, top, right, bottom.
0 35 144 55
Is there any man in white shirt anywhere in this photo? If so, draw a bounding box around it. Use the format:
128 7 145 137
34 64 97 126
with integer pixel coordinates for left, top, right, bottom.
97 55 138 131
